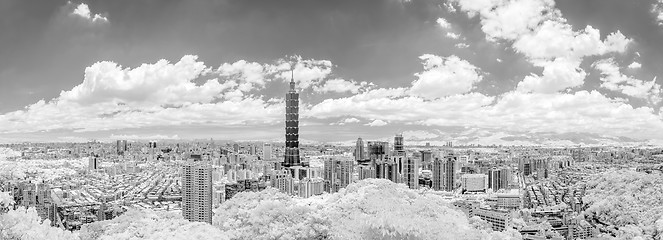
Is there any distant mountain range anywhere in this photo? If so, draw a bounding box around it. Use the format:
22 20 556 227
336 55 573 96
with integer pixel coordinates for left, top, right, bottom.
325 129 659 147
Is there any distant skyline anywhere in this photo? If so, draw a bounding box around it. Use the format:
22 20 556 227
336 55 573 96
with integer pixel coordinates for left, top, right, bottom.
2 0 663 144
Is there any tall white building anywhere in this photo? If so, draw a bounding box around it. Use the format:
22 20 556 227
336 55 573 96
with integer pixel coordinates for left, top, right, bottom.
182 155 213 224
263 143 272 161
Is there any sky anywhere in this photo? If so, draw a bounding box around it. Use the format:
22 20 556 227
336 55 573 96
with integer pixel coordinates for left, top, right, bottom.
2 0 663 144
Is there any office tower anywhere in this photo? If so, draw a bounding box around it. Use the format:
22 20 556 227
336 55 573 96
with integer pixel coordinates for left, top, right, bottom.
182 155 213 224
233 143 239 153
461 174 488 192
488 167 510 191
432 158 443 190
354 138 365 161
263 143 272 161
323 157 355 193
404 157 419 189
271 169 294 195
420 150 432 170
394 134 404 153
116 140 127 155
434 155 456 191
358 165 376 180
298 178 324 198
376 155 402 183
443 155 456 191
367 141 390 165
249 145 257 155
284 72 300 168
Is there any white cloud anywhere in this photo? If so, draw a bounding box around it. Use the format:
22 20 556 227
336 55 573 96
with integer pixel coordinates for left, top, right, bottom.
436 18 452 29
0 56 286 133
313 79 364 94
410 54 482 99
446 32 461 39
517 58 585 93
496 58 502 63
593 58 662 104
455 43 469 49
452 0 631 93
70 2 108 22
269 56 333 90
365 119 387 127
332 117 361 125
402 130 439 140
628 62 642 69
653 1 663 25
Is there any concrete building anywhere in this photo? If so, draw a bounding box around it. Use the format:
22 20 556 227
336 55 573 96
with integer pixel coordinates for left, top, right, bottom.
271 169 294 195
263 143 272 161
354 138 365 161
433 155 457 191
488 167 510 191
358 165 375 180
404 157 419 189
460 174 487 192
298 178 324 198
181 155 213 224
473 208 511 231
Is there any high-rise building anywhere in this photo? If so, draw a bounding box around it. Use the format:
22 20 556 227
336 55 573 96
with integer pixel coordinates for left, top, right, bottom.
284 72 300 168
271 169 294 195
488 167 510 192
116 140 127 155
394 134 404 153
404 157 419 189
358 165 375 180
298 178 324 198
420 150 432 170
354 138 365 161
263 143 272 161
181 155 213 224
433 155 456 191
443 155 456 191
367 141 389 165
323 158 353 193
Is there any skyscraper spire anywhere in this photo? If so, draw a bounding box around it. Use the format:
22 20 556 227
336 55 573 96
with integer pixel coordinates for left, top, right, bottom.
289 69 296 92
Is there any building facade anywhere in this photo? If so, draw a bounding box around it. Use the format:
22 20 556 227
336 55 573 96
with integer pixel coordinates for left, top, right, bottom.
181 156 213 224
284 74 300 168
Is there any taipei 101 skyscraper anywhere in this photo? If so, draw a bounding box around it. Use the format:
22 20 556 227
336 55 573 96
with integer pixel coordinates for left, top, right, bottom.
283 70 300 167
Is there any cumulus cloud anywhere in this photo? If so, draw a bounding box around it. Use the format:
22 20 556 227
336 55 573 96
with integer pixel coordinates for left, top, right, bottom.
452 0 631 93
269 56 333 90
365 120 388 127
313 79 365 94
455 43 469 48
628 62 642 69
653 1 663 25
436 18 451 29
0 56 288 133
410 55 482 99
593 58 662 104
517 58 585 93
331 118 361 126
70 2 108 22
